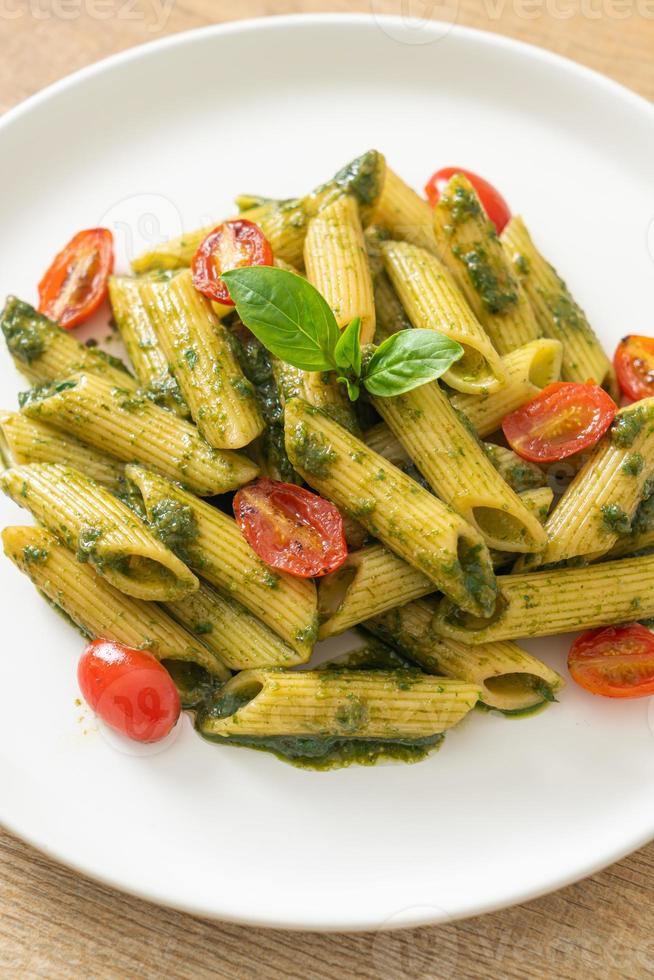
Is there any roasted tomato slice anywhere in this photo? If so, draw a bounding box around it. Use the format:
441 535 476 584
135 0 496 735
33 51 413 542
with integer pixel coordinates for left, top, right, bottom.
502 382 617 463
233 478 347 578
568 624 654 698
424 166 511 234
191 219 273 305
614 335 654 402
78 639 181 742
38 228 114 329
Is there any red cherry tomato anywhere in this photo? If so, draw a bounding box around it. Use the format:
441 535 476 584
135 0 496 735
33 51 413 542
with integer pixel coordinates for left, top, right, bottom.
502 381 617 463
191 219 273 305
568 624 654 698
613 335 654 402
38 228 114 329
78 639 180 742
233 478 347 578
424 167 511 234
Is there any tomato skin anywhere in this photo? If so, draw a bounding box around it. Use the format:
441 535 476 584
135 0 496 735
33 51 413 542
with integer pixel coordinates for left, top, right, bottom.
568 625 654 699
192 219 273 305
78 640 181 742
502 381 617 463
38 228 114 329
424 167 511 234
233 478 347 578
614 335 654 402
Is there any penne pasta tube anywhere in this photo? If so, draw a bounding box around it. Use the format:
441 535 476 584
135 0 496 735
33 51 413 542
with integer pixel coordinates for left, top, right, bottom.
108 274 190 418
132 149 387 273
382 240 506 393
525 399 654 568
1 296 134 388
365 599 564 714
1 463 198 601
20 372 258 496
198 667 481 740
0 411 124 490
126 465 318 659
304 194 376 342
434 553 654 644
273 357 359 436
137 269 264 449
432 174 540 354
482 443 547 493
371 380 547 553
372 168 437 253
284 397 498 617
501 215 618 397
2 525 228 680
450 338 563 437
164 580 303 670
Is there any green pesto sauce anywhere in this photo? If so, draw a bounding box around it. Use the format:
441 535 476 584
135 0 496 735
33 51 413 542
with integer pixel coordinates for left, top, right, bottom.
331 149 384 207
458 542 498 615
600 504 631 534
295 617 319 647
610 404 653 448
288 420 337 477
505 462 545 493
162 660 222 710
22 544 49 564
142 374 188 414
622 452 644 477
76 525 129 574
18 378 78 410
183 348 198 370
1 297 46 364
150 498 199 562
514 253 530 275
632 491 654 535
441 185 482 225
543 287 585 332
452 245 518 315
112 387 147 413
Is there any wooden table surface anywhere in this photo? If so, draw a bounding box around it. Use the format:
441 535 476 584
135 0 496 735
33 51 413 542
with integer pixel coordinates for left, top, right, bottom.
2 3 654 977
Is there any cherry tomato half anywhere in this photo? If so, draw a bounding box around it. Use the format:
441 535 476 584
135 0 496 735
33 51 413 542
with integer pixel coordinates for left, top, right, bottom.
568 624 654 698
424 167 511 234
502 381 617 463
78 639 180 742
191 219 273 305
38 228 114 329
233 478 347 578
614 335 654 402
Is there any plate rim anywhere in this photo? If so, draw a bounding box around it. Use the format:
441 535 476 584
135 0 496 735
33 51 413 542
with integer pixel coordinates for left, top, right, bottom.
1 13 654 932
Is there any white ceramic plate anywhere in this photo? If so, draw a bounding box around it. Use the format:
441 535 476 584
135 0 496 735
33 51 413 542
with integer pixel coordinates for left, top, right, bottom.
1 14 654 932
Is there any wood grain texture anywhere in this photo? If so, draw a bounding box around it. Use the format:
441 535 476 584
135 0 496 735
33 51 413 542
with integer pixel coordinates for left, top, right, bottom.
2 4 654 978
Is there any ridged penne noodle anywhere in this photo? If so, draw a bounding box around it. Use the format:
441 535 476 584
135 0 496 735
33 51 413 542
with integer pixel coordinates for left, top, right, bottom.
526 399 654 567
2 525 227 679
132 149 387 273
373 168 437 253
382 240 506 393
371 380 547 553
304 194 376 342
501 215 618 397
432 174 540 353
108 275 189 418
0 296 134 388
450 338 563 437
164 580 303 670
365 599 564 714
434 554 654 644
284 397 497 616
137 269 264 449
606 528 654 559
0 411 124 490
365 225 413 343
1 463 198 601
20 372 258 496
272 357 359 435
317 543 434 639
198 667 480 740
126 466 318 659
482 443 547 493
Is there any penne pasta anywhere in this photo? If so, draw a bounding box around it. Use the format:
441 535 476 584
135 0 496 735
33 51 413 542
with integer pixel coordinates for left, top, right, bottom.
20 371 258 496
126 465 318 659
284 397 498 616
372 167 437 253
382 240 506 393
432 174 540 354
2 525 228 680
1 463 198 601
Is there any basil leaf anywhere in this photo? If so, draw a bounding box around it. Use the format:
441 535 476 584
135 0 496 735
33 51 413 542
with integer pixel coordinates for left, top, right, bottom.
337 376 360 402
221 267 340 372
362 329 464 397
334 316 362 375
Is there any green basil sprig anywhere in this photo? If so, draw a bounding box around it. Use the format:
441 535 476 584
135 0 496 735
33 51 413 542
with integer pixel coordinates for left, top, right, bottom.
222 266 463 400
